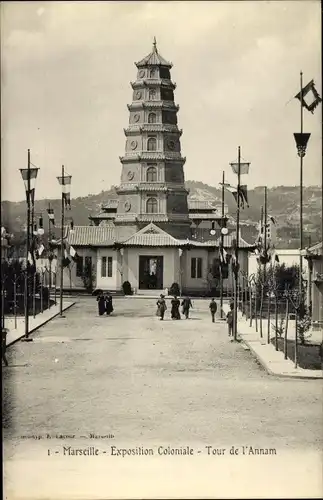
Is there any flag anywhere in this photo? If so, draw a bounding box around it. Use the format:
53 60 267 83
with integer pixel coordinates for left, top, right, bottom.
69 245 78 262
47 208 55 226
269 216 277 225
219 246 228 263
270 247 280 265
240 185 249 208
62 249 72 267
63 192 71 210
230 162 250 175
225 184 248 208
295 79 322 114
57 174 72 209
20 168 39 202
36 244 45 259
225 185 239 205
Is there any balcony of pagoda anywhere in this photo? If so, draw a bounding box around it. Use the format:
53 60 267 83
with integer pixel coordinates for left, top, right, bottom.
130 80 176 89
119 153 186 164
127 102 180 112
123 124 182 136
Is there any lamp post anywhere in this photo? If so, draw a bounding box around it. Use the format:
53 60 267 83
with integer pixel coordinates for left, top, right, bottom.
57 166 72 317
229 147 250 341
294 72 311 310
20 150 39 339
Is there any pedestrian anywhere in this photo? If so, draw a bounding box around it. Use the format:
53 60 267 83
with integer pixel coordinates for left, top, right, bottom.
96 291 106 316
181 296 192 319
156 294 167 321
171 296 181 320
209 298 218 323
2 327 9 367
105 292 114 316
227 302 234 336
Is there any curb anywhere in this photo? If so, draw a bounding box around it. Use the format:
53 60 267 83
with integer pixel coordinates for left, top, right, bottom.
240 335 323 380
7 302 76 347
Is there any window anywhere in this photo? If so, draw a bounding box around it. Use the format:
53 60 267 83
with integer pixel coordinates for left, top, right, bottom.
146 166 157 182
146 197 158 214
149 89 157 100
101 256 113 278
76 256 83 277
147 137 157 151
191 257 203 279
101 257 107 277
148 112 156 124
107 257 113 277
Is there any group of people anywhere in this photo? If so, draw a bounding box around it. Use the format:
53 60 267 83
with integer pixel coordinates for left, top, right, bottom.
96 291 114 316
156 295 194 321
156 294 234 334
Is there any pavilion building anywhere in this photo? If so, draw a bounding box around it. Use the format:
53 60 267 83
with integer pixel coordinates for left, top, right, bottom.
57 41 253 294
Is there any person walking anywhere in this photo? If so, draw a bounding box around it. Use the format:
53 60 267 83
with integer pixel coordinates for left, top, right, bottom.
2 327 9 367
209 298 218 323
156 294 167 321
227 302 234 337
181 296 192 319
96 291 106 316
171 296 181 320
105 292 114 316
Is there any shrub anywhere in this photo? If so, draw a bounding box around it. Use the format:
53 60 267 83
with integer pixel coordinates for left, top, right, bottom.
297 305 312 345
169 282 180 296
81 261 96 293
122 280 133 295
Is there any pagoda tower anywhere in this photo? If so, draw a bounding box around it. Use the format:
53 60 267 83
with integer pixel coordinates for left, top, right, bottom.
114 39 191 240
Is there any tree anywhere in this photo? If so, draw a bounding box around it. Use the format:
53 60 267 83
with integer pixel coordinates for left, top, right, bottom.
81 260 96 293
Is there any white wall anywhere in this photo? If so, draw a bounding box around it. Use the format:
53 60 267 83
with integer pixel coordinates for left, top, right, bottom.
248 249 308 277
96 248 118 290
182 249 209 290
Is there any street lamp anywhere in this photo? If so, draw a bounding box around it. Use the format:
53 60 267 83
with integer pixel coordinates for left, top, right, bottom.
229 147 250 341
57 165 72 317
20 149 39 340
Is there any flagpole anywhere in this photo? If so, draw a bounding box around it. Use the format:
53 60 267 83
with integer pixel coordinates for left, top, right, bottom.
220 170 225 318
234 146 241 341
24 149 31 338
48 202 52 289
259 204 264 338
299 70 304 306
60 165 65 317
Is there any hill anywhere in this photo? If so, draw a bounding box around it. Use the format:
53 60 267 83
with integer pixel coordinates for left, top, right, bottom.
1 182 321 249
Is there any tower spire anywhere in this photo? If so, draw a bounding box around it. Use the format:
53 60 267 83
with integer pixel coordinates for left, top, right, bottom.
153 36 157 52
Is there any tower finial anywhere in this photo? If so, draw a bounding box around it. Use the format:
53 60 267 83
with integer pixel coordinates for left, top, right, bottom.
153 36 157 51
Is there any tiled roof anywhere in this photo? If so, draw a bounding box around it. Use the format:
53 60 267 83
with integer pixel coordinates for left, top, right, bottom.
63 224 254 250
189 213 221 220
102 200 118 209
67 226 115 246
305 241 322 256
214 234 254 249
136 43 172 68
122 233 179 247
188 200 217 210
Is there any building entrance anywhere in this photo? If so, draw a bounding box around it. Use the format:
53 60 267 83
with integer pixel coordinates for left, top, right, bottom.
139 256 164 289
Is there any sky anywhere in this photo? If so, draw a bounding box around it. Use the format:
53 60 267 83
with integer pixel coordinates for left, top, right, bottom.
1 0 322 202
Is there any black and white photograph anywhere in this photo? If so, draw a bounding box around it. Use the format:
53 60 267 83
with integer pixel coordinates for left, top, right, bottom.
1 1 322 498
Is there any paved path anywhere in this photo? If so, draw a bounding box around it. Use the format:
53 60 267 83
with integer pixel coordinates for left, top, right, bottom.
3 297 322 499
238 318 323 379
4 301 75 346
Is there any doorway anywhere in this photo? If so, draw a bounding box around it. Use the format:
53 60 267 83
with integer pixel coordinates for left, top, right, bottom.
139 256 164 289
